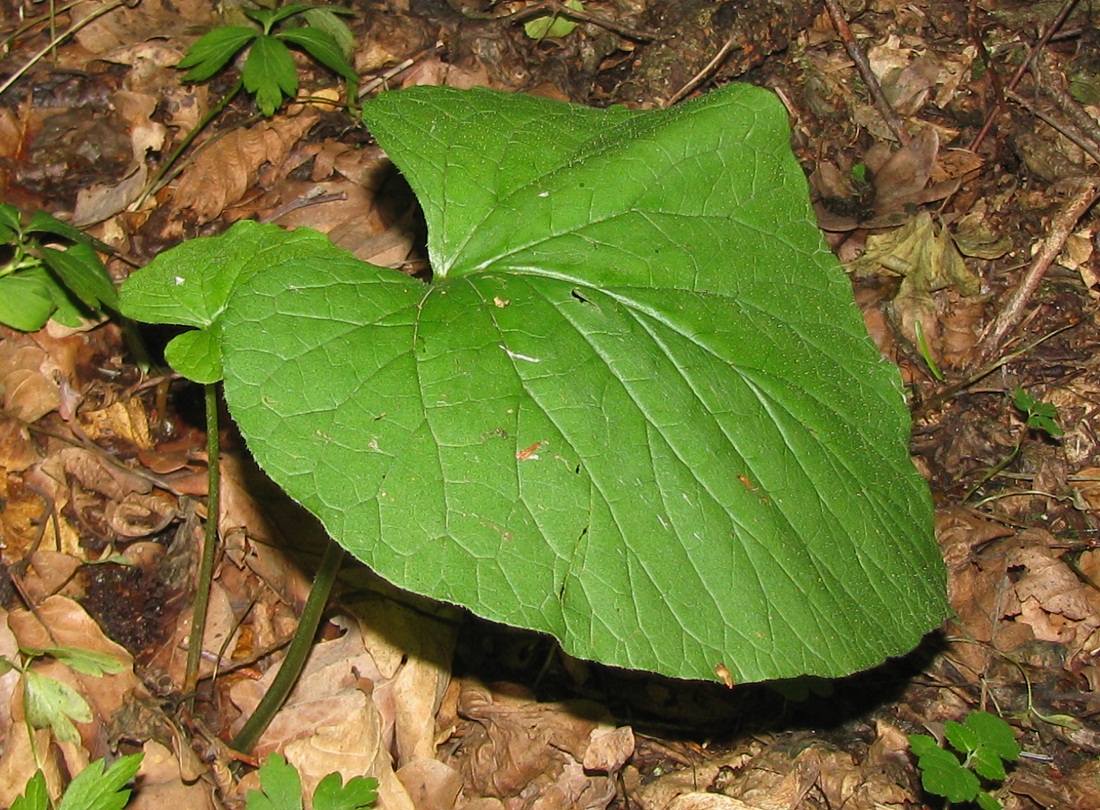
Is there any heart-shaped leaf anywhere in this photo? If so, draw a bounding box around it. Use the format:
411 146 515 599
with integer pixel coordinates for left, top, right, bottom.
121 84 946 683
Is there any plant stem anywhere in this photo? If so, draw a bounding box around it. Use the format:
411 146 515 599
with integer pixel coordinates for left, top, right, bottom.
230 536 344 754
183 382 222 703
133 78 244 211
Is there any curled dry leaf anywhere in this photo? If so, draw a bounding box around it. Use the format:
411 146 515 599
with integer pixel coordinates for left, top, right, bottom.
173 112 319 224
452 682 627 809
0 340 61 423
126 740 217 810
79 399 155 451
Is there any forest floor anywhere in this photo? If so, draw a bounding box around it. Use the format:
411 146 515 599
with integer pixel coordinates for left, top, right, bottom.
2 0 1100 807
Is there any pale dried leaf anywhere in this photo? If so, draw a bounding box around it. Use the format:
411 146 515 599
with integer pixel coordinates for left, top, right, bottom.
126 740 216 810
174 113 318 223
396 758 463 810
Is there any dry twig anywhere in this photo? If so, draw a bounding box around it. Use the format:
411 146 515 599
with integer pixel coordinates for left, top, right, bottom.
969 176 1100 369
969 0 1082 152
822 0 908 144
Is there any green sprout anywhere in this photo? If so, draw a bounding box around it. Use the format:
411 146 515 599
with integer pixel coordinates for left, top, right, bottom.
908 711 1021 810
247 754 378 810
0 203 118 331
1012 388 1063 438
177 3 358 117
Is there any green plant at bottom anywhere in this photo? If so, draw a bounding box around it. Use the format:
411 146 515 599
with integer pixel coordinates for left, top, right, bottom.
247 754 378 810
11 755 143 810
908 710 1021 810
0 203 118 331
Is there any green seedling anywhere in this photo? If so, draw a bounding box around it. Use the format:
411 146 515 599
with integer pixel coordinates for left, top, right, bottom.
247 753 378 810
177 3 358 117
0 203 118 331
1012 387 1063 438
136 3 357 210
121 84 947 699
12 755 143 810
908 711 1020 810
0 643 127 745
524 0 584 39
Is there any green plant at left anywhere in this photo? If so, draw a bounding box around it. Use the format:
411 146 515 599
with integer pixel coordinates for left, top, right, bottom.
1 644 139 810
0 203 118 331
11 755 143 810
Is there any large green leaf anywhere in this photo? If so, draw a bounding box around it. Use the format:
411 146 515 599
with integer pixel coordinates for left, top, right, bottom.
121 84 946 683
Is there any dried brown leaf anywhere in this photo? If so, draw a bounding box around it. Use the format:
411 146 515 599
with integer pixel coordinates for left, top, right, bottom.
174 113 318 223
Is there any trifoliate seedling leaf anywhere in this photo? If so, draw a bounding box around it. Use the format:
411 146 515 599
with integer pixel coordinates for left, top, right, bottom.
965 711 1021 762
312 772 379 810
59 754 143 810
178 26 258 82
247 753 303 810
121 84 946 684
243 36 298 116
23 669 92 744
945 718 981 754
909 734 980 804
11 770 48 810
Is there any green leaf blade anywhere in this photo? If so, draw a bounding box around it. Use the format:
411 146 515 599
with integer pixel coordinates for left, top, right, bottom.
277 27 356 81
966 711 1021 762
125 85 947 684
0 270 57 331
38 243 118 311
59 754 143 810
312 773 378 810
178 26 258 82
23 670 93 744
243 36 298 116
11 771 48 810
247 753 303 810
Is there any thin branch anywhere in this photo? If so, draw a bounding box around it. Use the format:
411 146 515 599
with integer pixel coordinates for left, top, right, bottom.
969 0 1082 152
969 176 1100 369
822 0 908 144
666 34 743 107
1006 89 1100 166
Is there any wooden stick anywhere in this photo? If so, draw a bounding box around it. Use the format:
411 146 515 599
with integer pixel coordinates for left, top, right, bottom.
969 176 1100 369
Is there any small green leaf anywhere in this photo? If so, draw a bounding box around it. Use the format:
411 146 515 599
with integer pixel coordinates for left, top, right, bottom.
302 7 355 58
243 36 299 116
0 656 15 676
524 0 583 39
0 201 22 233
24 210 110 253
178 25 258 82
965 711 1020 762
945 718 981 755
0 268 57 331
24 645 127 677
23 670 93 744
246 3 316 31
312 773 379 810
977 791 1004 810
971 747 1008 781
11 770 48 810
278 27 356 81
247 753 303 810
59 754 143 810
38 242 117 311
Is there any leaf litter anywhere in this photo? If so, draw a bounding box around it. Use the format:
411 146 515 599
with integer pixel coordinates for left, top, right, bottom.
2 0 1100 805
